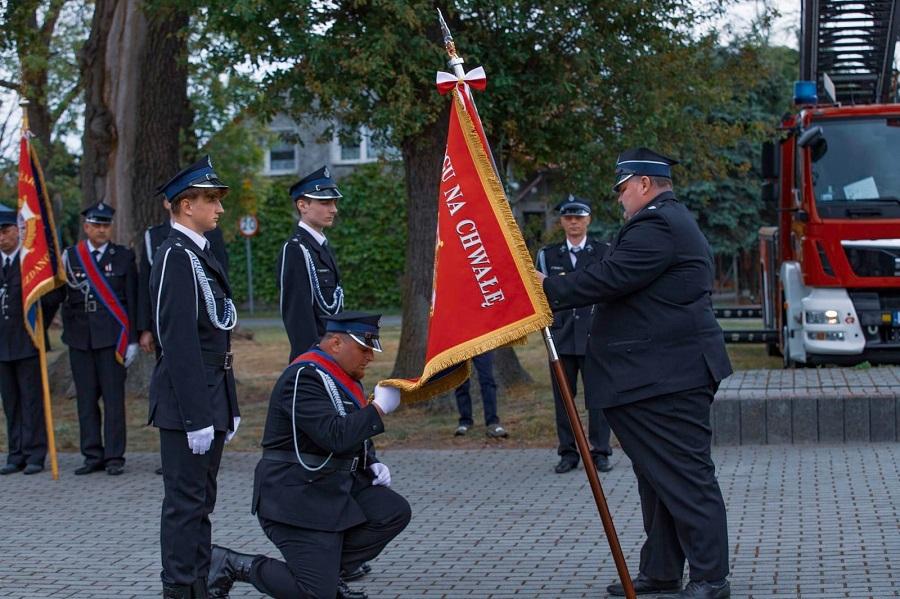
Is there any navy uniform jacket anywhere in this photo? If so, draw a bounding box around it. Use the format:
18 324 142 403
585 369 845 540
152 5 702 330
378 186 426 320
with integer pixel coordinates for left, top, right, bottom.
252 360 384 532
148 230 239 432
543 191 732 409
137 222 228 334
536 237 609 356
278 226 342 361
0 251 39 361
59 244 138 351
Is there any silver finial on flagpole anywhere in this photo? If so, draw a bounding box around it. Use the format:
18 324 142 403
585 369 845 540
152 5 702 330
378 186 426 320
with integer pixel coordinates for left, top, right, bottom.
437 9 466 78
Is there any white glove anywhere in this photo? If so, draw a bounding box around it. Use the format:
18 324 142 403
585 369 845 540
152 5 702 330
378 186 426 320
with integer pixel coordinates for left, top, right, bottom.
369 462 391 487
372 384 401 415
225 417 241 444
124 343 139 368
186 425 215 455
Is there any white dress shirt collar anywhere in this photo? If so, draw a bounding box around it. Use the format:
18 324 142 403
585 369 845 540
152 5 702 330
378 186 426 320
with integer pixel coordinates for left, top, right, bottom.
86 240 109 257
298 220 327 246
566 237 586 252
1 246 20 264
172 221 209 252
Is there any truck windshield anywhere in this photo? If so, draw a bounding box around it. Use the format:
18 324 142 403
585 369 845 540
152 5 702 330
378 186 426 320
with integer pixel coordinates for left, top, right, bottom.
810 117 900 218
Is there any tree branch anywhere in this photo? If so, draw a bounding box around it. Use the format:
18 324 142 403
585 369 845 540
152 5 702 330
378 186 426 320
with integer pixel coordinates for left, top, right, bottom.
40 0 66 45
0 79 22 93
50 79 83 122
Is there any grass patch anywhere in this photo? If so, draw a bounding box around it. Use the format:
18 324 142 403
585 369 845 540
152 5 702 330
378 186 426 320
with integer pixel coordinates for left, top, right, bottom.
2 325 780 454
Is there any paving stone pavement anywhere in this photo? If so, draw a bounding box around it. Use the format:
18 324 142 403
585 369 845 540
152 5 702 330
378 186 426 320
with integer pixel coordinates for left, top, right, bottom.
716 366 900 399
0 446 898 599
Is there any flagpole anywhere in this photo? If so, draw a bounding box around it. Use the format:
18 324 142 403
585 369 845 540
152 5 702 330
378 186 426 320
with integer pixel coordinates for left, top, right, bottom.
543 329 635 599
20 99 60 481
436 11 635 599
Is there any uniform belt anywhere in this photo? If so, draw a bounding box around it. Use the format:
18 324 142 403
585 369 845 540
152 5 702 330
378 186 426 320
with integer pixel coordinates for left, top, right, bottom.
202 350 234 370
84 300 97 313
262 449 359 472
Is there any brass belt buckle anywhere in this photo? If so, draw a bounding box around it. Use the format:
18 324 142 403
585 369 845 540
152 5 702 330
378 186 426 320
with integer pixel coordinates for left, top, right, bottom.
223 352 234 370
85 300 97 312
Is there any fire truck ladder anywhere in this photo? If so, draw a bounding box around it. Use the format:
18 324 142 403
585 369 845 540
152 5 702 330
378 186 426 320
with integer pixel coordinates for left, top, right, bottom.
801 0 900 103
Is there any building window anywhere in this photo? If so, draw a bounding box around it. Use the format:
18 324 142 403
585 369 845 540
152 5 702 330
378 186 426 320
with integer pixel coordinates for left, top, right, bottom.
332 126 399 164
266 130 299 175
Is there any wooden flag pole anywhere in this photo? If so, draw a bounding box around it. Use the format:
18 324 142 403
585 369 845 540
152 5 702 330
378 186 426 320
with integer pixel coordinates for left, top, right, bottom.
20 99 59 480
543 328 635 599
35 305 59 480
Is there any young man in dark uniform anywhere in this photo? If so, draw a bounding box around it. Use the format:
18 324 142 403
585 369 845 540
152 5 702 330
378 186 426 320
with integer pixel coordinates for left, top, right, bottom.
0 205 47 475
138 188 230 477
137 197 229 357
540 149 733 599
278 166 345 362
58 201 138 476
535 195 613 474
207 312 410 599
150 156 241 599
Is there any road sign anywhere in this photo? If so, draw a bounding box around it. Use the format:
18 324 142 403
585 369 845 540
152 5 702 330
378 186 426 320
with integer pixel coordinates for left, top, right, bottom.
239 214 259 237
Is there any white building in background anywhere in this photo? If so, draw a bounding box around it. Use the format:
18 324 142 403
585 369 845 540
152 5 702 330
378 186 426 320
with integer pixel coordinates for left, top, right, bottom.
262 114 400 179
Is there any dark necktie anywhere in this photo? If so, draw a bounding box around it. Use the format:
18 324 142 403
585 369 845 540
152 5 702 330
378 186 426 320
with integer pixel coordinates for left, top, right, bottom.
570 246 581 267
2 256 10 277
92 249 101 263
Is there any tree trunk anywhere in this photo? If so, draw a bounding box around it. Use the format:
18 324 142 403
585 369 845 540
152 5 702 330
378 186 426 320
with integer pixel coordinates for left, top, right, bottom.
493 345 533 388
390 104 450 379
80 1 189 248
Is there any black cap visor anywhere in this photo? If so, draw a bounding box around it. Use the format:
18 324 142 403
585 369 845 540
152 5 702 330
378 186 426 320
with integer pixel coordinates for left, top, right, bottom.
303 185 343 200
612 172 634 193
348 332 383 352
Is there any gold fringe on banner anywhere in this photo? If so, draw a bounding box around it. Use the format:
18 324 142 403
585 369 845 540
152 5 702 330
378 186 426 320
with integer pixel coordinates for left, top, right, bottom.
378 83 552 404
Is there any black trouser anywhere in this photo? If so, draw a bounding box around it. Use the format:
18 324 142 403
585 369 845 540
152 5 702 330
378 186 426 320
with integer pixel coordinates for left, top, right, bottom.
604 385 729 582
159 428 226 586
551 354 611 461
250 484 411 598
69 347 127 467
0 357 46 467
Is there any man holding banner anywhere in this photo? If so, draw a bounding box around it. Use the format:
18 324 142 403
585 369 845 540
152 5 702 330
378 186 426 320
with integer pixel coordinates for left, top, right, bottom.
0 205 47 475
541 148 733 599
57 201 138 476
11 107 67 480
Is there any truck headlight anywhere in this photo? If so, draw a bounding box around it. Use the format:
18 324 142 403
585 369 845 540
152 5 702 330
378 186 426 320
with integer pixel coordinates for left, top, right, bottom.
805 309 839 325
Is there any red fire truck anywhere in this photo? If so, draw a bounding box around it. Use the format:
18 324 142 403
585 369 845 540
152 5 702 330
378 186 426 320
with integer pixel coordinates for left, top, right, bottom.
758 0 900 367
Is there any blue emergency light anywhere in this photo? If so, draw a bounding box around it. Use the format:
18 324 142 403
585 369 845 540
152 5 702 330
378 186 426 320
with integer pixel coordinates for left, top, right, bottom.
793 80 818 105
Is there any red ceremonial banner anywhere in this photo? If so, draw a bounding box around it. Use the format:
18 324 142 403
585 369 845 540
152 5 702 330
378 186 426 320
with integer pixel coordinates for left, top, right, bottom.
17 134 66 341
380 67 552 402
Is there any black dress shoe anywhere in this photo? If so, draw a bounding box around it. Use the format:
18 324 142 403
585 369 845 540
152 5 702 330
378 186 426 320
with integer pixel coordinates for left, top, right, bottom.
336 578 367 599
607 573 682 596
554 458 578 474
659 579 730 599
161 583 193 599
106 464 125 476
593 454 613 472
341 562 372 581
208 544 258 598
74 462 105 475
0 463 25 475
23 464 44 475
155 466 164 475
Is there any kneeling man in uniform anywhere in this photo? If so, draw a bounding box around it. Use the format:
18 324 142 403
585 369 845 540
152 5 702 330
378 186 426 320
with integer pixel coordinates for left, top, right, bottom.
208 312 410 599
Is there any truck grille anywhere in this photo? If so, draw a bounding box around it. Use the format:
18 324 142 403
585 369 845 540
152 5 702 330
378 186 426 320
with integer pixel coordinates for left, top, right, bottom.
843 245 900 277
849 291 900 347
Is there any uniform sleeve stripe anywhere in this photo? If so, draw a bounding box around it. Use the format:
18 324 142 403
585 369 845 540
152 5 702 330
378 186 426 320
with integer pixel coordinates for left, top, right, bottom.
155 247 172 348
144 229 154 266
279 241 289 316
